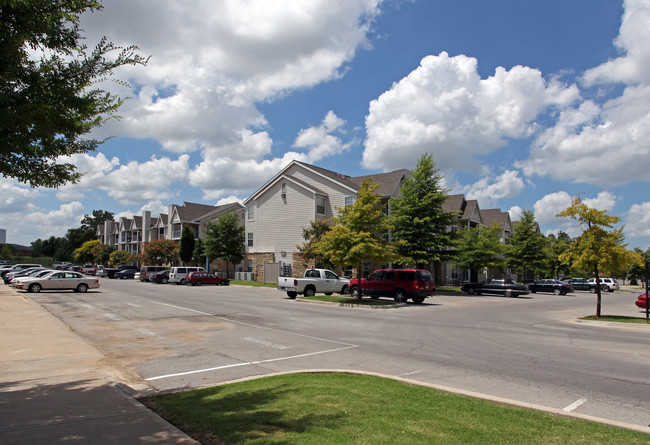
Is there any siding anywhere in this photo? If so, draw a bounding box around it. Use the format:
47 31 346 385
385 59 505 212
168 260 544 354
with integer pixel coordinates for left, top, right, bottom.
287 165 354 219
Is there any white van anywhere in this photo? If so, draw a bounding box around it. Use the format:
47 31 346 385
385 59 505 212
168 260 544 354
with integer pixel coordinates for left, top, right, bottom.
169 267 206 285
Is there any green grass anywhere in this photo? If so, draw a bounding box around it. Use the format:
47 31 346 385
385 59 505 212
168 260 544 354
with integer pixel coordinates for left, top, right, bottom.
230 280 277 288
581 315 650 324
303 295 398 305
141 373 648 445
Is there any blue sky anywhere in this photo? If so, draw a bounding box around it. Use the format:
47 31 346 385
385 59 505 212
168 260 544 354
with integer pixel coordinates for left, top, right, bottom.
2 0 650 250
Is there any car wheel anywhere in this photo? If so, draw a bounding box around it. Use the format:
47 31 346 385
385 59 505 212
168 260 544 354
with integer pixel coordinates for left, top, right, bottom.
304 287 316 297
412 296 425 304
77 283 88 293
553 288 562 296
350 286 361 299
504 289 513 298
161 277 168 284
195 281 202 286
287 291 297 299
180 278 187 285
393 289 407 303
29 283 41 293
602 285 610 292
221 280 230 286
589 287 597 293
467 288 476 295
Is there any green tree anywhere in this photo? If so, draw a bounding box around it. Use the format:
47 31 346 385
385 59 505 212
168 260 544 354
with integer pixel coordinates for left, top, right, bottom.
1 0 148 187
179 226 195 265
95 244 114 266
108 249 132 267
193 238 206 268
315 179 403 298
141 239 179 266
0 244 12 260
390 154 458 268
453 224 505 278
204 211 245 278
542 232 574 279
507 210 547 281
297 219 332 269
73 239 102 264
556 197 644 317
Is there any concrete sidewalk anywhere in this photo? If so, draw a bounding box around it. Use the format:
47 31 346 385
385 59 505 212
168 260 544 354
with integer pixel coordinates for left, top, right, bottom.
0 286 196 444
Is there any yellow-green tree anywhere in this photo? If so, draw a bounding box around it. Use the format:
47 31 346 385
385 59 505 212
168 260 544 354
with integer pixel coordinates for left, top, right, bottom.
314 179 404 298
73 239 102 264
108 250 133 267
556 197 643 317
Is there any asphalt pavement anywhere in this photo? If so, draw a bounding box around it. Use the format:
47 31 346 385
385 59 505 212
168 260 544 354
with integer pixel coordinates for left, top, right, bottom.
0 285 197 444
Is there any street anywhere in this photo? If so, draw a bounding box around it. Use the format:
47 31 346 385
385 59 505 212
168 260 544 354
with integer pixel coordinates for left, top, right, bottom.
26 278 650 429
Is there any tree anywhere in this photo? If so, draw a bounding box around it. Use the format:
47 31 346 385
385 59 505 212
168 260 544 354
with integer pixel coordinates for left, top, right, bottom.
193 238 206 268
179 226 195 265
141 239 179 266
204 211 245 278
95 244 114 266
453 224 505 278
556 197 644 317
74 239 102 264
507 210 547 280
108 250 132 267
542 232 575 279
314 179 404 297
390 154 458 268
1 1 148 187
0 244 12 260
297 219 332 269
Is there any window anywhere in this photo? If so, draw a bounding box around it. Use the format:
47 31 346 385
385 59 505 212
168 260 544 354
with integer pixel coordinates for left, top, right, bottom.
344 195 355 206
247 232 254 247
247 205 254 221
316 196 326 215
247 259 253 272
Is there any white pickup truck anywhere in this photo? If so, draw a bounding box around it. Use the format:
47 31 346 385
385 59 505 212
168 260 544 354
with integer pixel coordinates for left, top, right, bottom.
278 269 349 299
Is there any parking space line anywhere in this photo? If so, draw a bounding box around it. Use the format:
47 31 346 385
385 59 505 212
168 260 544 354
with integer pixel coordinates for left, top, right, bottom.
563 398 587 411
146 344 359 381
145 301 360 381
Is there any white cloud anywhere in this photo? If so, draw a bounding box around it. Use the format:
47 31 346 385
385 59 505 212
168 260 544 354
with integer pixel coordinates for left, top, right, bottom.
0 179 40 214
583 191 617 212
20 202 86 242
582 0 650 86
293 111 351 162
362 52 579 172
626 202 650 237
462 170 526 208
216 196 243 206
508 206 524 222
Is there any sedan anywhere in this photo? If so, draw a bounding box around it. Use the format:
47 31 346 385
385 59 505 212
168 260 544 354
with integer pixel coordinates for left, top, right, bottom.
115 269 137 279
635 294 649 309
15 271 99 293
151 270 169 284
460 279 528 297
3 267 47 285
186 271 229 286
528 279 574 295
10 269 54 286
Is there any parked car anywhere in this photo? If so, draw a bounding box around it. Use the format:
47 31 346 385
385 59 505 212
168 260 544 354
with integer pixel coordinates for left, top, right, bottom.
277 268 349 299
186 271 230 286
3 267 47 285
347 269 435 303
95 266 106 277
10 269 54 286
82 264 97 275
528 279 574 295
139 266 169 282
566 278 601 293
115 269 137 279
14 270 100 293
169 267 206 285
635 294 649 309
461 279 528 297
586 277 619 292
151 270 170 284
1 263 42 279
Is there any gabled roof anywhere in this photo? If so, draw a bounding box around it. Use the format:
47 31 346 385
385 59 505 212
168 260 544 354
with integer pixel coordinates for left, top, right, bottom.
443 194 466 214
481 209 511 230
348 169 409 198
153 214 168 228
193 202 245 223
170 202 220 224
460 199 482 224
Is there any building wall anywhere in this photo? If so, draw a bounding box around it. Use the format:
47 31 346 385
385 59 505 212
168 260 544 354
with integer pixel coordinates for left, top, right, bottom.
245 252 275 283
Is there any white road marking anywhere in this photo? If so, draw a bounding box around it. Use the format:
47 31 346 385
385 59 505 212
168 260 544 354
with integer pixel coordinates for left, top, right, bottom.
242 336 289 350
135 328 157 337
400 369 423 377
563 398 588 412
126 303 142 308
146 344 359 381
145 301 360 381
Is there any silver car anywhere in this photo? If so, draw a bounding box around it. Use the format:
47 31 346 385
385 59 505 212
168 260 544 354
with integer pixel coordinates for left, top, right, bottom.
15 271 100 293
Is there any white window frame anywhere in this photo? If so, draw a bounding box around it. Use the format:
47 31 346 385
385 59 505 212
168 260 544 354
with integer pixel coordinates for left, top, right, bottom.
247 232 254 247
316 196 326 215
344 195 355 206
247 205 254 221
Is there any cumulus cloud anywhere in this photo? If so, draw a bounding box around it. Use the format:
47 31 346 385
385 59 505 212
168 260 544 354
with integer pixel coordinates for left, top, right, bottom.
0 179 40 214
293 111 351 161
20 202 86 241
626 202 650 237
462 170 526 208
517 0 650 187
508 206 524 222
362 52 579 172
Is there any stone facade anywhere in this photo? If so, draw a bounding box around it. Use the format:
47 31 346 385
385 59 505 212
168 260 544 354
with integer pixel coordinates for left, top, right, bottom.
246 252 275 282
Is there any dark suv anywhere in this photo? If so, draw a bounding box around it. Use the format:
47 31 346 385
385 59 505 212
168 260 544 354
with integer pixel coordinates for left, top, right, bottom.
348 269 435 303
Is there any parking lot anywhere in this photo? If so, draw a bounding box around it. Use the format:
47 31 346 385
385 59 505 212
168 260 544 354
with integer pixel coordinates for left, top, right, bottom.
19 277 650 429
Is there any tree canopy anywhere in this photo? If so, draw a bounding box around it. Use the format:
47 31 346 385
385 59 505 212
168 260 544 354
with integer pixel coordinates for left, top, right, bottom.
179 226 195 265
453 224 505 276
506 210 547 280
1 0 148 187
204 211 245 276
390 153 457 268
141 239 178 266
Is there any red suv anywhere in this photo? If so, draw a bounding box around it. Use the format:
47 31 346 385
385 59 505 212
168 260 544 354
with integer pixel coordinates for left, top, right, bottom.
186 271 230 286
348 269 435 303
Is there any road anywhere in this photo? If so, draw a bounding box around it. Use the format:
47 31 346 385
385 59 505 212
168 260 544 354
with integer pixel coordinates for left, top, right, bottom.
27 278 650 429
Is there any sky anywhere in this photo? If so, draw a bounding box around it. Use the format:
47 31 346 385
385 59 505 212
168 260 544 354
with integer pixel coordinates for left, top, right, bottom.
2 0 650 250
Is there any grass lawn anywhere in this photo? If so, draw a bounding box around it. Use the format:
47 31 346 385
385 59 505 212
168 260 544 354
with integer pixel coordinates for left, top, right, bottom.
303 295 398 306
141 373 648 444
230 280 276 288
580 315 650 324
